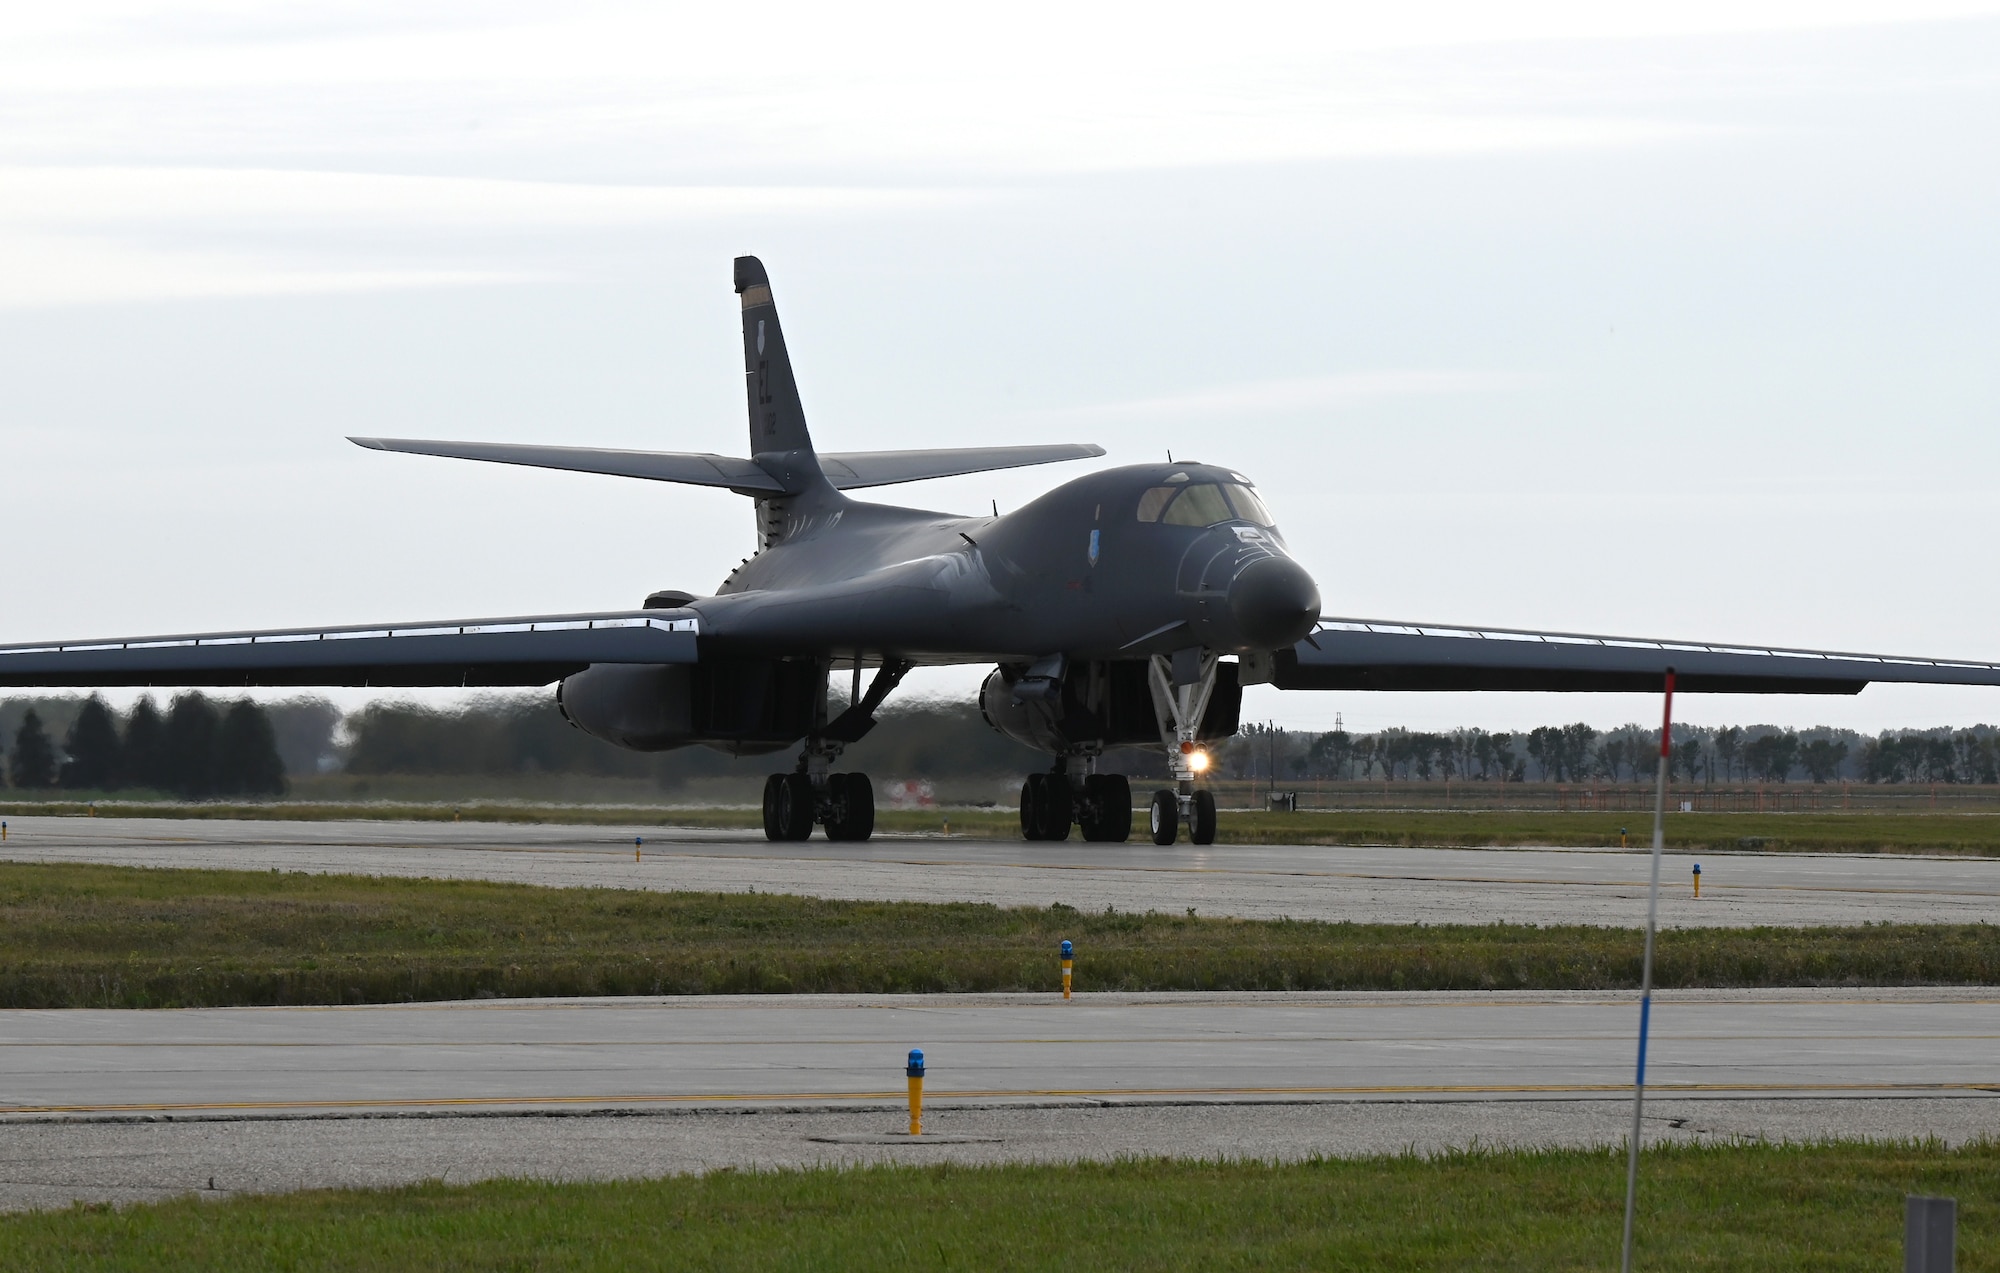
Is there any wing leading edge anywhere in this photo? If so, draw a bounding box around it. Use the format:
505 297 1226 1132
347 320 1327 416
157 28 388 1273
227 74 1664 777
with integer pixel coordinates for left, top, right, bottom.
0 611 699 689
1276 618 2000 695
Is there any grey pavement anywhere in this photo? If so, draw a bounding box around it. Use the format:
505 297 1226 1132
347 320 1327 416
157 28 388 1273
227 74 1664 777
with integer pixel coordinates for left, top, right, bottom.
4 815 1999 927
2 989 1998 1211
5 990 1995 1119
6 1097 2000 1213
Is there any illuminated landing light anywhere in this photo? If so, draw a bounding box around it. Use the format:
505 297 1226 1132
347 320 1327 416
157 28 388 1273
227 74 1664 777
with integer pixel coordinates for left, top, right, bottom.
1188 750 1211 773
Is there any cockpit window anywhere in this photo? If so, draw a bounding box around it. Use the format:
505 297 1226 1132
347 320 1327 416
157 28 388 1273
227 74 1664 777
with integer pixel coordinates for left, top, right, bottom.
1161 483 1234 526
1221 484 1275 527
1138 480 1279 527
1136 486 1176 522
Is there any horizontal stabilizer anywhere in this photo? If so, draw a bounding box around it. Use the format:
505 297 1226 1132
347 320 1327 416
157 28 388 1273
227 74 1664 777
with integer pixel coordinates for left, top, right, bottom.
1277 617 2000 695
818 444 1105 490
352 437 1104 494
0 611 699 689
350 437 785 493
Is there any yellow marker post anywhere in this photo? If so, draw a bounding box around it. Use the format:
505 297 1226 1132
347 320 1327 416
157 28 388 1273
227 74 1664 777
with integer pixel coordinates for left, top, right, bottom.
1620 826 1628 849
905 1049 925 1136
1 821 7 841
1692 863 1702 899
1060 939 1074 1001
635 836 643 862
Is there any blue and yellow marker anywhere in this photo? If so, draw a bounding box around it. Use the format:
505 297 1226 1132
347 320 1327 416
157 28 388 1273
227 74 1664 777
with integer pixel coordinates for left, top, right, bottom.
906 1048 925 1135
1060 939 1073 1001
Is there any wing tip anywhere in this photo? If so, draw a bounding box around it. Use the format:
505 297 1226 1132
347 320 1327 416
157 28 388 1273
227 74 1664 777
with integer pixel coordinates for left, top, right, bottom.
348 437 388 450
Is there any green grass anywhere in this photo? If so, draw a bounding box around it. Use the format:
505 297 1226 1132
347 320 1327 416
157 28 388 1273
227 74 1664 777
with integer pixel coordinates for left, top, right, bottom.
1 862 1995 1007
5 1142 1995 1270
8 800 2000 854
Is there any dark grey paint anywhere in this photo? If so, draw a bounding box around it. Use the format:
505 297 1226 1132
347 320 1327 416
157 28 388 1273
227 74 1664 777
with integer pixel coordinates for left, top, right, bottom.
5 255 2000 722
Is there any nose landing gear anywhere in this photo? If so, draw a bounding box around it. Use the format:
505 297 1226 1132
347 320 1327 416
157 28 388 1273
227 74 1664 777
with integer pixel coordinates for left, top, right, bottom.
1146 651 1221 845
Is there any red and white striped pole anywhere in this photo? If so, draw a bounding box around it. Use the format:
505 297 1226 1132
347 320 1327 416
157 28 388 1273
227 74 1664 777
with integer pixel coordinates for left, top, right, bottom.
1621 668 1675 1273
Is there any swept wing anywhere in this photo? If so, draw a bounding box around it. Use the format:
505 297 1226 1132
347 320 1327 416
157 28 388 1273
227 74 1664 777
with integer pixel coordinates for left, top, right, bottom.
0 611 698 689
1277 618 2000 694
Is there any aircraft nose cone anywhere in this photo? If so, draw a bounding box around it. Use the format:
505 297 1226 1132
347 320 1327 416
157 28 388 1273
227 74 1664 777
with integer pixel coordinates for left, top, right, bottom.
1228 555 1321 650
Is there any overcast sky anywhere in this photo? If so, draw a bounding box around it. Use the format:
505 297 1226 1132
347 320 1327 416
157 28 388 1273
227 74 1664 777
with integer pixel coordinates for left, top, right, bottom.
4 1 1999 734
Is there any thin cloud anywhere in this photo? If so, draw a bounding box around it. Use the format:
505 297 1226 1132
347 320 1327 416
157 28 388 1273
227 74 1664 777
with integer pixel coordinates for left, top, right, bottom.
1019 371 1538 425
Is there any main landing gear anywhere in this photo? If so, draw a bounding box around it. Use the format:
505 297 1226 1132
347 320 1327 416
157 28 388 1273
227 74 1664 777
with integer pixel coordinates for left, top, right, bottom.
761 770 874 841
1020 766 1133 842
760 655 906 843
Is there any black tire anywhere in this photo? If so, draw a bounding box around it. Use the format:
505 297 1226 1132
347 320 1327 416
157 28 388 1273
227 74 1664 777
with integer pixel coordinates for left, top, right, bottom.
1190 788 1218 845
1020 774 1045 840
1042 774 1074 843
1077 775 1106 841
761 773 785 842
776 771 816 841
1100 773 1133 842
1149 789 1178 845
841 772 875 842
823 772 852 841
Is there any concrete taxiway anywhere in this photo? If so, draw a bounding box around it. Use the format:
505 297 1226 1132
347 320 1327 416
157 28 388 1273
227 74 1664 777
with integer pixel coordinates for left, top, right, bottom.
2 815 1997 927
1 989 1996 1210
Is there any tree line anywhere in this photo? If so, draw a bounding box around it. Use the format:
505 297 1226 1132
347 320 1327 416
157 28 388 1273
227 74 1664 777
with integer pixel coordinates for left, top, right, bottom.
3 694 287 798
1223 722 2000 786
8 691 2000 789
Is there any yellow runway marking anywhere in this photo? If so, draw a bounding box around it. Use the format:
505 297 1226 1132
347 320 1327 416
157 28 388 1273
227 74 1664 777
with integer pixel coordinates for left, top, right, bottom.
6 1080 1999 1117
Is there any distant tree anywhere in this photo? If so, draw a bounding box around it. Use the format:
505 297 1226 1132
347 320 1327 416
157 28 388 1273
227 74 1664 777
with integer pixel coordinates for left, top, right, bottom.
1307 730 1352 779
1916 735 1957 783
1799 738 1849 784
1525 726 1558 780
214 700 288 797
1560 723 1599 782
1742 730 1799 783
8 708 57 788
1489 732 1520 781
1673 737 1703 784
1713 726 1743 782
163 693 222 799
121 697 170 791
1956 730 1999 786
59 696 122 789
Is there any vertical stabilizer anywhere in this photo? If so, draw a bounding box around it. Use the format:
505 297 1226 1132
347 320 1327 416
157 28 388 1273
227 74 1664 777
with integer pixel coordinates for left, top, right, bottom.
734 257 816 458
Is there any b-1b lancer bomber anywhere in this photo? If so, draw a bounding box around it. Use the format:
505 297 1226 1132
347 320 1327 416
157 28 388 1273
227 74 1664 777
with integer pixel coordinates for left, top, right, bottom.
10 257 2000 844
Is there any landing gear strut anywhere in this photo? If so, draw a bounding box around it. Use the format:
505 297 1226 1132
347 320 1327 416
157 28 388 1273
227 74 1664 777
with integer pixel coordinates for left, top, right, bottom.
759 656 906 843
1145 650 1220 845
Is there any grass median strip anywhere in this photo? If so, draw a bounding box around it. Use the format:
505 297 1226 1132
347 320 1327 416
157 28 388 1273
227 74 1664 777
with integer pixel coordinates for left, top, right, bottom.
6 1142 1997 1270
0 862 1995 1007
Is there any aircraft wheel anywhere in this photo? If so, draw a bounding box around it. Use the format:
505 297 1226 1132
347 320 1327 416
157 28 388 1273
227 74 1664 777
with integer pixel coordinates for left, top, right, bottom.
1020 774 1046 840
1149 789 1178 845
1042 774 1074 843
1100 774 1133 843
830 772 874 842
761 773 786 841
1190 788 1218 845
1076 776 1105 841
774 772 815 841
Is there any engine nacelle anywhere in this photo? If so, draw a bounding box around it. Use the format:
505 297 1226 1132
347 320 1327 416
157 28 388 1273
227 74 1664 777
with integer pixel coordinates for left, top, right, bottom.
557 659 820 756
978 660 1241 755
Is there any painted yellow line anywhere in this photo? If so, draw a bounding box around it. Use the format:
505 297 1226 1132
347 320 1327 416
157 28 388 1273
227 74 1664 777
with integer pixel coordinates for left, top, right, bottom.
5 1032 1999 1049
5 1080 1998 1117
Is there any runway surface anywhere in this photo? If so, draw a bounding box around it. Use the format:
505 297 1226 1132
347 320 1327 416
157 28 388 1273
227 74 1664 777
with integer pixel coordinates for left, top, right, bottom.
4 815 1999 927
7 989 1995 1119
2 989 1997 1210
